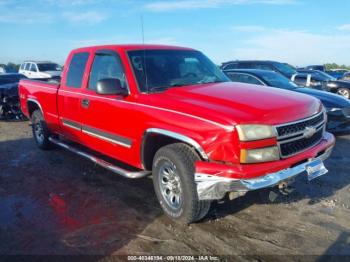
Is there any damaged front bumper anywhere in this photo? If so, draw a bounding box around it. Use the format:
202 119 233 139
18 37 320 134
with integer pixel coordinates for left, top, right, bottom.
195 133 335 200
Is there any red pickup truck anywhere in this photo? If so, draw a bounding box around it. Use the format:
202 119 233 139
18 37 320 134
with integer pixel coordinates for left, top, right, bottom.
19 45 335 223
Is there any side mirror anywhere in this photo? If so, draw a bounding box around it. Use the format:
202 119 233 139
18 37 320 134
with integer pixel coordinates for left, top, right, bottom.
96 78 128 96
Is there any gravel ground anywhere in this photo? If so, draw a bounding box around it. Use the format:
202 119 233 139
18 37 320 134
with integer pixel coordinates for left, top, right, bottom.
0 121 349 259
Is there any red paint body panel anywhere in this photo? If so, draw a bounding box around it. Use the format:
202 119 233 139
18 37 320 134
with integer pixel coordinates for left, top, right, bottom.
19 44 334 177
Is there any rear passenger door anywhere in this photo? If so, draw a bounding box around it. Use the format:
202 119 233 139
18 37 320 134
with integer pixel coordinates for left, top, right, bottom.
57 51 90 142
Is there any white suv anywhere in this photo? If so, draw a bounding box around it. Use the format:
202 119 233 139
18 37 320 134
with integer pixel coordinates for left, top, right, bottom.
19 61 62 79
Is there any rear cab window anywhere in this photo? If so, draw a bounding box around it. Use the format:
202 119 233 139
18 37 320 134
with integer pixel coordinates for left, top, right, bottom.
66 52 90 88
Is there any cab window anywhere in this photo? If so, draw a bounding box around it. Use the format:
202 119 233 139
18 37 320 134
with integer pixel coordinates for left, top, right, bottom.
237 62 254 69
88 52 127 91
225 72 241 82
223 63 238 70
293 75 307 86
29 63 37 72
239 74 263 85
66 52 89 88
253 63 272 70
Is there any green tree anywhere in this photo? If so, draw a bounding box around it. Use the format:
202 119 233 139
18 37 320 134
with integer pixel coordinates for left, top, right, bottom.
6 62 20 72
325 63 350 70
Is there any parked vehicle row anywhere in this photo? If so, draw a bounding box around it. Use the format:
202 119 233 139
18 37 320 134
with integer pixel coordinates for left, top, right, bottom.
221 60 297 78
220 60 350 99
300 65 349 79
223 69 350 135
19 44 335 223
294 69 350 99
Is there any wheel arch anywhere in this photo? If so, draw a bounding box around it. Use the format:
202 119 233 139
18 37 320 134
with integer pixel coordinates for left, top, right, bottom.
141 128 208 170
27 98 44 118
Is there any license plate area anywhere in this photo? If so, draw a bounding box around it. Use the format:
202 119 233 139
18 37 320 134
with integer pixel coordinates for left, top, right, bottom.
306 159 328 181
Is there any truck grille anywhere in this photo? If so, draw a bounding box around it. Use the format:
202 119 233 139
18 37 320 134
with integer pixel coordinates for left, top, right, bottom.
276 112 324 137
279 128 323 157
276 111 325 158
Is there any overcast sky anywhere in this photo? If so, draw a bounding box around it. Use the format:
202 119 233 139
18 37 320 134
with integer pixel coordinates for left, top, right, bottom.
1 0 350 66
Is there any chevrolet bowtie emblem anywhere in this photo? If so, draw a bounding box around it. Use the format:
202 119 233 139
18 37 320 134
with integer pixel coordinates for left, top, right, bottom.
303 126 317 138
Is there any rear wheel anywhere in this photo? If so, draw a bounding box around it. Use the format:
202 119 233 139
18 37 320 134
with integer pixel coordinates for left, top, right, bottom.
337 87 350 99
152 143 211 224
31 110 51 149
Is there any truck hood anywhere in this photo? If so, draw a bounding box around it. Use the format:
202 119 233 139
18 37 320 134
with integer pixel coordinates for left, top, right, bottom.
149 82 321 126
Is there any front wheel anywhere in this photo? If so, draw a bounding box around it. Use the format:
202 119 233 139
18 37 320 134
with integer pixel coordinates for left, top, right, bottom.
152 143 211 224
31 110 52 149
337 87 350 99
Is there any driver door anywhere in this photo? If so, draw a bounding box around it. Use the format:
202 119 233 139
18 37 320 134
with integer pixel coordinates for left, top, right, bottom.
80 49 136 164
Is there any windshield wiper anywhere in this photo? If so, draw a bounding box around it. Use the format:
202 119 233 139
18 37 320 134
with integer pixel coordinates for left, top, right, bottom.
200 80 226 84
147 86 169 93
170 83 188 87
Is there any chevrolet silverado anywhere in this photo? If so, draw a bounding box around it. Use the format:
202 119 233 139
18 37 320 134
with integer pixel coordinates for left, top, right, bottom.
19 45 335 223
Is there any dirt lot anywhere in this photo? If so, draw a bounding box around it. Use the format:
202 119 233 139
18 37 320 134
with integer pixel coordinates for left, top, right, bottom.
0 121 349 258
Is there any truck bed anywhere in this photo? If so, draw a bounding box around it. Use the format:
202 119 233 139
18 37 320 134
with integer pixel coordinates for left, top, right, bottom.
19 79 60 130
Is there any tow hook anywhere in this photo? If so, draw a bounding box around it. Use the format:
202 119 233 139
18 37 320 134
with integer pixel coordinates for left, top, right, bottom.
278 179 295 195
269 179 295 202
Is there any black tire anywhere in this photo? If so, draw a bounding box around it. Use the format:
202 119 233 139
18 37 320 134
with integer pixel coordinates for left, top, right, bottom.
337 87 350 99
152 143 211 224
31 110 51 149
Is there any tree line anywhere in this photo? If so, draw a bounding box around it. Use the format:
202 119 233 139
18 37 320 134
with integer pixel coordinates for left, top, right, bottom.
325 63 350 70
0 63 21 72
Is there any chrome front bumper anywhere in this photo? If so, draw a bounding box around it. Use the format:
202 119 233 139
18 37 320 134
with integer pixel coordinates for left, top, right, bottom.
195 146 334 200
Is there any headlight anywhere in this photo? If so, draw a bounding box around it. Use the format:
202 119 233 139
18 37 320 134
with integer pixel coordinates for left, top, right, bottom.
327 83 337 88
240 146 279 163
326 107 342 113
236 125 275 141
326 107 343 117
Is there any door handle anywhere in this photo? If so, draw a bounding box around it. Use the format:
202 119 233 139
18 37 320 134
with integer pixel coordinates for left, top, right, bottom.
81 99 90 108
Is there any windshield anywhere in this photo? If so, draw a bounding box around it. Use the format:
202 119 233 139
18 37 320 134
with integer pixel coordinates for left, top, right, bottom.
128 50 229 92
272 62 297 76
259 71 298 89
37 63 61 72
311 70 336 81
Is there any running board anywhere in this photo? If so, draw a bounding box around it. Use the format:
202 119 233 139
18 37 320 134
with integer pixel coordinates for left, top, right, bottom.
48 137 150 179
